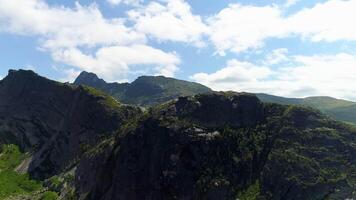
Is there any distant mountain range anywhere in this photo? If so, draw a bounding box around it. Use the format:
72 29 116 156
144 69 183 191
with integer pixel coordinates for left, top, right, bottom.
0 69 355 199
74 71 212 106
256 93 356 124
74 71 356 124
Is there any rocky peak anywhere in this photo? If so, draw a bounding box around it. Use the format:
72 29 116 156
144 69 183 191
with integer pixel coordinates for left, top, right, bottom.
2 69 43 85
74 71 104 85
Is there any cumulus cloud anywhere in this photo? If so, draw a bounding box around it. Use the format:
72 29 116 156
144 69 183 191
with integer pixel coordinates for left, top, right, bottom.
264 48 289 65
52 66 82 82
128 0 209 47
0 0 145 48
0 0 180 80
207 4 287 55
52 45 180 81
1 0 356 100
107 0 143 6
191 53 356 100
208 0 356 55
288 0 356 42
191 60 272 87
284 0 300 8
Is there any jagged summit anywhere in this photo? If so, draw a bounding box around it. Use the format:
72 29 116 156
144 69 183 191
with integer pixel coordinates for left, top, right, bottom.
2 69 42 83
75 71 106 85
7 69 37 76
76 71 98 80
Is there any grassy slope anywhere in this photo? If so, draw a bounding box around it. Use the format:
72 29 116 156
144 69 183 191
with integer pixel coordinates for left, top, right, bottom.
0 145 42 199
0 144 59 200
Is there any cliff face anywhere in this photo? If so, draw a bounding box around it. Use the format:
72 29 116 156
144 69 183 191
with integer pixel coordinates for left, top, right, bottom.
75 93 356 200
0 70 140 179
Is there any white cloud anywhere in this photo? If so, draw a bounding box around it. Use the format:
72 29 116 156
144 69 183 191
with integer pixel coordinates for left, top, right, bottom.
0 0 146 48
52 66 82 82
128 0 209 47
208 0 356 55
191 59 272 91
52 45 180 81
191 53 356 100
288 0 356 42
264 48 289 65
0 0 181 80
207 4 287 55
107 0 143 6
282 53 356 99
284 0 300 8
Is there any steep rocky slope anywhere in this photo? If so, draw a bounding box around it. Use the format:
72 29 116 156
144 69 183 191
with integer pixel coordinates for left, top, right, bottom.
74 71 212 106
0 69 140 179
75 93 356 200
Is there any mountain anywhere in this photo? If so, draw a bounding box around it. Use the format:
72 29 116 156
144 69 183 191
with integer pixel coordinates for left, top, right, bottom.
76 92 356 199
74 71 212 106
256 93 356 124
74 72 356 124
0 69 355 199
0 69 140 198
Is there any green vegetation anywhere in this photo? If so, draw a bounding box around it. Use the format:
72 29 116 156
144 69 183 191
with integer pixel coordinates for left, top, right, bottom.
237 181 260 200
0 171 42 198
0 144 43 199
41 191 59 200
82 85 121 111
0 145 27 171
48 176 61 191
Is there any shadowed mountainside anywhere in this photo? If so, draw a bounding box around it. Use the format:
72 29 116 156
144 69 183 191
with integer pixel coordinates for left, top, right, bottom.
76 92 356 199
0 70 140 180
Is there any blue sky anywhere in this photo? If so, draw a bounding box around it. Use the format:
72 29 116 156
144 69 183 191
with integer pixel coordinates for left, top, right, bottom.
1 0 356 100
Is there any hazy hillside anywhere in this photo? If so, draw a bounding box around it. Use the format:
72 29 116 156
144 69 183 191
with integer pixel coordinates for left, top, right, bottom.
256 93 356 124
0 70 354 199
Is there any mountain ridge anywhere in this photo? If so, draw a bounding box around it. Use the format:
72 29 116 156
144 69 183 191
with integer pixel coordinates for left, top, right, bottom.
73 71 356 124
74 71 212 106
0 69 355 199
256 93 356 124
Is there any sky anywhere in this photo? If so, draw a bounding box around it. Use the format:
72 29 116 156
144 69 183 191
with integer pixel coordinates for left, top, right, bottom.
1 0 356 100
